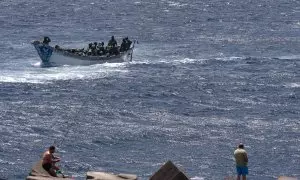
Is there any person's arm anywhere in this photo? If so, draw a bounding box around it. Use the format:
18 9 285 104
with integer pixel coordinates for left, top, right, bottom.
244 152 248 163
51 155 61 163
53 158 60 163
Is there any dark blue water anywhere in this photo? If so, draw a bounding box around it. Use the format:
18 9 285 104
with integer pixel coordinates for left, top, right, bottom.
0 0 299 179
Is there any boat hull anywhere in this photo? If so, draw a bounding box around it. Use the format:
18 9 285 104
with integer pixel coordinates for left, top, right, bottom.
32 41 133 66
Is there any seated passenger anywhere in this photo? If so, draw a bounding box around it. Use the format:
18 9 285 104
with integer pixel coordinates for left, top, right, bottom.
87 49 92 56
87 43 92 50
96 42 102 49
120 39 127 52
54 45 61 50
91 42 97 56
108 47 119 56
86 43 93 56
97 42 106 56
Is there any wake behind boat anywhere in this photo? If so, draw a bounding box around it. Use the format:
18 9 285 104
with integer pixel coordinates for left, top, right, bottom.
32 36 135 66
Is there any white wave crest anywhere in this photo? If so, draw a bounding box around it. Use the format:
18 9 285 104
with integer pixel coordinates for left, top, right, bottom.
277 55 300 60
285 83 300 88
191 176 205 180
0 62 128 84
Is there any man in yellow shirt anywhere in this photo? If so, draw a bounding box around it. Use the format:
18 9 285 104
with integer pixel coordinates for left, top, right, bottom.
234 143 248 180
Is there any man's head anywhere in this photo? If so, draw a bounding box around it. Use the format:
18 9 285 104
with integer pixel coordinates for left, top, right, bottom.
43 36 51 44
238 143 244 149
111 36 115 40
49 146 56 153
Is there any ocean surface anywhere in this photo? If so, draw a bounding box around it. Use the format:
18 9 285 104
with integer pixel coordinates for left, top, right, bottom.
0 0 299 179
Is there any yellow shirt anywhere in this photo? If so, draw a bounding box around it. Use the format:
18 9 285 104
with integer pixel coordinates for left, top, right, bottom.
234 148 248 166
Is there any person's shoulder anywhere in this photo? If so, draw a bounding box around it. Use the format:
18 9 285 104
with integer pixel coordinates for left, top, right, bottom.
234 149 239 154
234 148 246 153
42 151 51 158
239 149 247 154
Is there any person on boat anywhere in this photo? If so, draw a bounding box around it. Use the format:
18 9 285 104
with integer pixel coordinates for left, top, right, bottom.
86 43 93 56
108 36 117 48
125 37 132 50
234 143 248 180
42 37 51 45
54 45 62 50
120 38 127 52
42 146 61 177
97 42 106 55
107 36 119 56
92 42 98 56
109 46 120 56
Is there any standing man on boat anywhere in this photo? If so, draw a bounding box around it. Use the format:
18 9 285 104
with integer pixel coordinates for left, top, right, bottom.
42 146 62 177
120 38 127 52
125 37 132 50
108 36 117 47
107 36 118 55
234 143 248 180
42 36 51 45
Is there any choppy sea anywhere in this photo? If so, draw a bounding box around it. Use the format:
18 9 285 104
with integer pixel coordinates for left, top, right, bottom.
0 0 299 179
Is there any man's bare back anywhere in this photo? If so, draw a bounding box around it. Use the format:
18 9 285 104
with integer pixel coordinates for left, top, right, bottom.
42 146 61 177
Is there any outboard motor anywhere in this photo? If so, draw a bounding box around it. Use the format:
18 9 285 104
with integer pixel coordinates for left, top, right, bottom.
42 36 51 45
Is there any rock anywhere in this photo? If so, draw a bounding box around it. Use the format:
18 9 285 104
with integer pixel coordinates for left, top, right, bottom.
26 176 73 180
29 159 52 177
224 177 235 180
27 159 70 179
278 177 298 180
86 171 137 180
118 174 138 179
149 160 189 180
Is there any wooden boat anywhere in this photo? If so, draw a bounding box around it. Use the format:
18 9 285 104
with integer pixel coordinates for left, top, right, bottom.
32 38 134 66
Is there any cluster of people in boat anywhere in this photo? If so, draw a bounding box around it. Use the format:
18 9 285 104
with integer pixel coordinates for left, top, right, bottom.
54 36 132 57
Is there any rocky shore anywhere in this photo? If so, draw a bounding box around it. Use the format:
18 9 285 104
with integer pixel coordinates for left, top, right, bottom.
26 160 297 180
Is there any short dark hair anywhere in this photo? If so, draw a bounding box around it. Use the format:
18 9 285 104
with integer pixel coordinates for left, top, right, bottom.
238 143 244 149
49 146 55 150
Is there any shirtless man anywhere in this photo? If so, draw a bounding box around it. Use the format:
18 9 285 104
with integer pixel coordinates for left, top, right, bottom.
234 143 248 180
42 146 61 177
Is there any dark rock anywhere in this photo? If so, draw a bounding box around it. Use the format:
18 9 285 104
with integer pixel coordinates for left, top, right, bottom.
150 161 189 180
